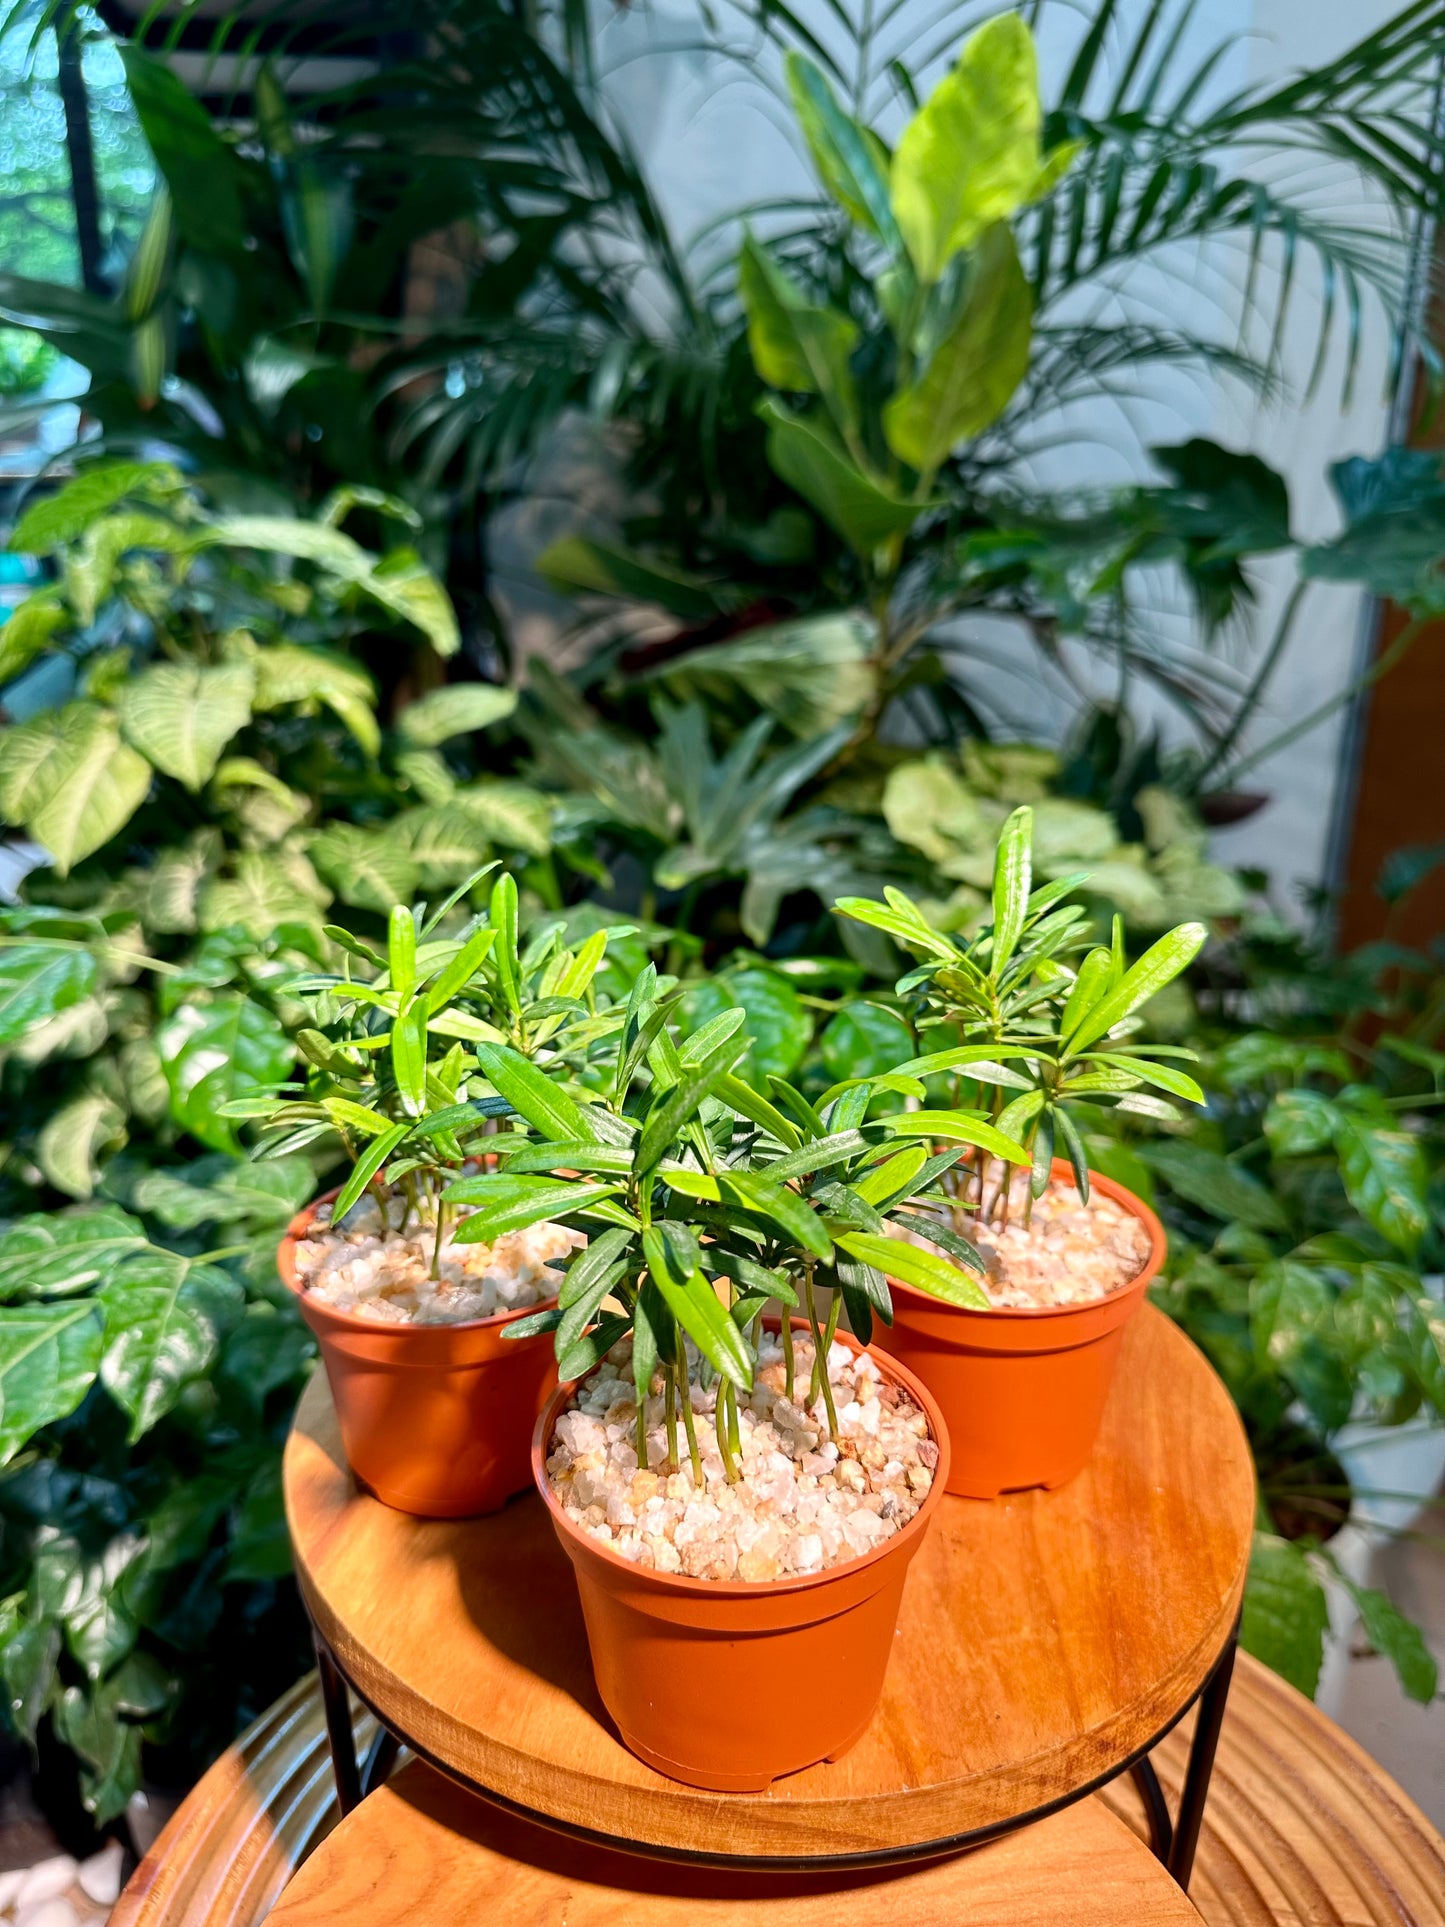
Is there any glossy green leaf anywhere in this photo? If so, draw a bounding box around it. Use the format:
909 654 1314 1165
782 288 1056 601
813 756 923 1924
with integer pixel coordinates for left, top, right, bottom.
390 1001 428 1116
1241 1533 1328 1698
1065 923 1208 1053
0 1304 103 1463
397 684 518 746
1335 1114 1429 1255
837 1230 989 1308
739 235 859 430
759 400 920 557
785 53 900 245
883 1111 1030 1163
636 1034 745 1173
156 997 293 1155
118 663 255 790
1263 1089 1340 1158
890 12 1065 283
719 1171 832 1261
642 1227 753 1389
0 943 98 1047
0 704 152 875
450 1178 621 1243
388 905 417 996
1140 1140 1288 1231
0 1207 148 1301
332 1121 410 1221
473 1043 598 1143
97 1256 243 1441
884 224 1033 472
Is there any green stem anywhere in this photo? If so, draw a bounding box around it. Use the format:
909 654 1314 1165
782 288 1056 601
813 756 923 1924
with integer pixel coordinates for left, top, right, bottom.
664 1370 679 1474
780 1310 796 1404
635 1386 649 1470
430 1190 447 1281
818 1294 841 1444
678 1362 703 1486
727 1374 742 1458
715 1380 739 1484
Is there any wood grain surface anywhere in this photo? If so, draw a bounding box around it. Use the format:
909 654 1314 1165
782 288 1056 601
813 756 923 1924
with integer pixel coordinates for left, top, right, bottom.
109 1655 1445 1927
265 1759 1203 1926
284 1305 1255 1859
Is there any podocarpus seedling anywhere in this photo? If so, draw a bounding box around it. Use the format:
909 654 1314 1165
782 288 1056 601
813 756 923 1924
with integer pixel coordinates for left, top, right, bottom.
228 869 623 1273
475 970 1026 1482
837 806 1207 1229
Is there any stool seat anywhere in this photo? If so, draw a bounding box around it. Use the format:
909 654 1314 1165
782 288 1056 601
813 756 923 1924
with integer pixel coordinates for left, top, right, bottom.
109 1653 1445 1927
264 1759 1204 1926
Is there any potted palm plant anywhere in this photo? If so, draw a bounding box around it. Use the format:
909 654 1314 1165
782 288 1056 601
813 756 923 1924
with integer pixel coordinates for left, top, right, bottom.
837 808 1205 1496
453 973 1016 1790
239 870 621 1516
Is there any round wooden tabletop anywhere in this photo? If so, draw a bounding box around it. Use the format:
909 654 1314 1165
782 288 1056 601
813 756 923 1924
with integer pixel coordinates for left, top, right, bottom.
284 1304 1254 1863
265 1759 1204 1926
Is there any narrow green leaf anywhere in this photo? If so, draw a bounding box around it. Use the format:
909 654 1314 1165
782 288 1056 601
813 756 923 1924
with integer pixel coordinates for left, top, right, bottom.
643 1228 753 1389
838 1230 989 1309
1065 922 1208 1053
883 1111 1029 1163
474 1042 597 1143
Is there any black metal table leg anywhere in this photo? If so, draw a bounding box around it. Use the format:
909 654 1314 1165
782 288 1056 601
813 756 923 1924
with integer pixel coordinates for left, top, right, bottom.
1129 1757 1174 1863
1166 1628 1238 1888
313 1626 363 1815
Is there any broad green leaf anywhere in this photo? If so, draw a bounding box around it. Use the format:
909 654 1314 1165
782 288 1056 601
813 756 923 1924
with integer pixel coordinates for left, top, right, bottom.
97 1255 243 1441
0 1207 148 1301
8 461 178 554
535 538 723 622
473 1042 598 1143
450 1177 621 1244
117 663 255 789
1263 1089 1340 1158
0 1304 103 1462
0 943 98 1046
884 224 1033 472
309 823 417 913
156 996 293 1155
1335 1114 1429 1255
838 1230 989 1308
37 1091 125 1200
739 235 859 430
883 1111 1029 1163
119 46 244 256
1250 1259 1330 1369
0 595 65 681
0 704 150 873
642 1227 753 1389
819 1001 913 1084
1341 1577 1438 1704
250 643 380 756
1139 1140 1287 1230
681 970 809 1083
200 849 329 939
397 684 518 747
54 1679 143 1823
1065 923 1208 1054
785 53 900 244
453 781 552 857
759 400 921 557
1241 1532 1328 1698
890 12 1063 283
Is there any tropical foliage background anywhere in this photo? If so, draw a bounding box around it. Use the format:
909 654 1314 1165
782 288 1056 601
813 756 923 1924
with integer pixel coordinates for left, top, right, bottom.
0 0 1440 1842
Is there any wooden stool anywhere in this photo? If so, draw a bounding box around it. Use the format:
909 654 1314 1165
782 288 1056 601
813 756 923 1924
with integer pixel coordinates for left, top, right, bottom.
285 1307 1255 1873
263 1759 1205 1926
109 1654 1445 1927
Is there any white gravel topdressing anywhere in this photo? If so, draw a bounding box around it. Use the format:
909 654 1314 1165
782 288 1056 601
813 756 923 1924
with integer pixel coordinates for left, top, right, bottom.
297 1191 582 1324
545 1331 937 1581
904 1171 1150 1308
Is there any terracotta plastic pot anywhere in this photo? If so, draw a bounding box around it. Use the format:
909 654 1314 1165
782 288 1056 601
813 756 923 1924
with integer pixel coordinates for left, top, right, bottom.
873 1161 1165 1501
533 1320 950 1792
280 1191 558 1518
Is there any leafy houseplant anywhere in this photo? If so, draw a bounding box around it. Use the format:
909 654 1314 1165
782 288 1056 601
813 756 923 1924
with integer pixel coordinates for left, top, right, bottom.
836 806 1205 1495
449 976 1018 1787
250 873 623 1517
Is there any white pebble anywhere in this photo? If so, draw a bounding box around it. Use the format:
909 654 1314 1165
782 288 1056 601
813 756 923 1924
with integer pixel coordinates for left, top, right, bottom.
16 1860 78 1908
78 1844 123 1907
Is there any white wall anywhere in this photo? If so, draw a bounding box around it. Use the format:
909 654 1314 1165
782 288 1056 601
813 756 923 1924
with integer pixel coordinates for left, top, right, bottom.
582 0 1409 904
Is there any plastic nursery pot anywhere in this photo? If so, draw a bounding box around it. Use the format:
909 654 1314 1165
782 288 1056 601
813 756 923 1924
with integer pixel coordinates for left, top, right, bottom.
279 1190 558 1519
873 1160 1165 1502
532 1319 950 1793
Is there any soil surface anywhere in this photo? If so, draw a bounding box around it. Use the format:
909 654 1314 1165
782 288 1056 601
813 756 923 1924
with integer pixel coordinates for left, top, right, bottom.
904 1172 1149 1307
544 1331 936 1580
297 1194 581 1324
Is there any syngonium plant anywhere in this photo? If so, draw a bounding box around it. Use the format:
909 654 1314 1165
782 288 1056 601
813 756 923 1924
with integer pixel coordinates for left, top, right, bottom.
837 806 1207 1226
233 873 624 1270
453 968 1027 1481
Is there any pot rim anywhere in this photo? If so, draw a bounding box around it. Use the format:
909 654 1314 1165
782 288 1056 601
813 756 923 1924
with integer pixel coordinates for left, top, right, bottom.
885 1159 1166 1324
278 1187 560 1337
532 1314 951 1600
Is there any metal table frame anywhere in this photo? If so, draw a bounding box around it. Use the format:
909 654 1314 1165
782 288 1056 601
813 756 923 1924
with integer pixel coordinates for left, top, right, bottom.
308 1610 1239 1892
